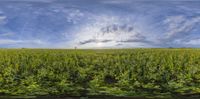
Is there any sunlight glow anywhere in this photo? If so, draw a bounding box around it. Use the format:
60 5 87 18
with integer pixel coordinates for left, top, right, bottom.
97 42 103 47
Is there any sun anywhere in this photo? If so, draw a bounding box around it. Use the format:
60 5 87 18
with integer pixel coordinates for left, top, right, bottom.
97 42 103 47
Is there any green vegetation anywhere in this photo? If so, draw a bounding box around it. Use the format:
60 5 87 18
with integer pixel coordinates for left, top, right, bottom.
0 49 200 98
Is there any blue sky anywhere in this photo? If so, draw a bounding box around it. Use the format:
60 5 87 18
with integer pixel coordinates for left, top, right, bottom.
0 0 199 48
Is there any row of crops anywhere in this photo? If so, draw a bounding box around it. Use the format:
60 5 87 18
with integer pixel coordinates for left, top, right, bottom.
0 49 200 98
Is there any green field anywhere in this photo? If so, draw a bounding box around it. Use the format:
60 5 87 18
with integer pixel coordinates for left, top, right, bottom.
0 49 200 98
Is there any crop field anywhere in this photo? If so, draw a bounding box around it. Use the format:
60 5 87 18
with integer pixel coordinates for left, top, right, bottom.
0 49 200 98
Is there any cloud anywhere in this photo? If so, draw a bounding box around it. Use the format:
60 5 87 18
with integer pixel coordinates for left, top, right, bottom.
63 8 85 24
100 24 134 35
164 15 200 39
0 32 14 37
0 39 23 45
115 43 123 46
0 15 6 23
72 13 155 48
79 39 112 45
185 38 200 45
0 16 6 20
117 33 149 43
100 0 132 4
74 15 135 46
0 0 55 3
152 15 200 47
0 0 199 48
0 39 46 45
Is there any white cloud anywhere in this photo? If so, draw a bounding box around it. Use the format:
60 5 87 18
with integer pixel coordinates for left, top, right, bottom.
1 0 55 3
100 0 132 4
0 39 46 45
185 39 200 45
26 39 46 45
164 15 200 38
70 14 148 48
154 15 200 47
0 39 23 45
63 9 85 24
0 10 7 24
0 15 6 22
0 32 14 37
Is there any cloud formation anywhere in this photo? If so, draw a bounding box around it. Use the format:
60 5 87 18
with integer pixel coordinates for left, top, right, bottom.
164 16 200 39
79 39 112 45
153 15 200 47
0 0 199 48
73 14 149 48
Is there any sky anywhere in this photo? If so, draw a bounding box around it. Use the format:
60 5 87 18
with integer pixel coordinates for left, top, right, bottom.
0 0 200 48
